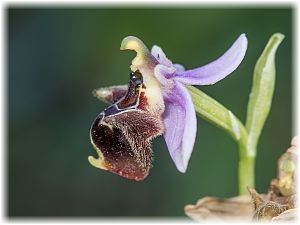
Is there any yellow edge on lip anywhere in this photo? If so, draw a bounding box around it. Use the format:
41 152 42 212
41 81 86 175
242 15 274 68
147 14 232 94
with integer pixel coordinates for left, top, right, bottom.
88 134 108 170
88 155 107 170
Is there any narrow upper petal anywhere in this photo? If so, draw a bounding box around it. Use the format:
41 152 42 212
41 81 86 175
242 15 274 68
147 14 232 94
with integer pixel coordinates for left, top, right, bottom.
173 34 248 85
151 45 173 67
151 46 185 73
153 64 176 92
162 81 197 173
173 64 185 72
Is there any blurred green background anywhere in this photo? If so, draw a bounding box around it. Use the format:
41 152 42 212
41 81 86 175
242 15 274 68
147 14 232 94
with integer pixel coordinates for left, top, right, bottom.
8 7 293 217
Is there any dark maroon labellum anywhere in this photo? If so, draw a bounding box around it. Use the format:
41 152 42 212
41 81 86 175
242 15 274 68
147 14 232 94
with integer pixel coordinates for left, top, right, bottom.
89 71 164 181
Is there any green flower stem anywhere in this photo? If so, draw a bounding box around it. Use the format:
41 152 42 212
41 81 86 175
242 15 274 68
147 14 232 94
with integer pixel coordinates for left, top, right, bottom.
187 86 253 195
238 156 255 195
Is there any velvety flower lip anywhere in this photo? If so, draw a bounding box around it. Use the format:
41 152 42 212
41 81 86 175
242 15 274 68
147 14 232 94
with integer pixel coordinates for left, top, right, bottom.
147 34 248 172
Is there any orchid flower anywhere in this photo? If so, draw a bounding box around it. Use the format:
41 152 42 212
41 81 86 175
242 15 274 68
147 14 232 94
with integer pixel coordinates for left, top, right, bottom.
89 34 247 181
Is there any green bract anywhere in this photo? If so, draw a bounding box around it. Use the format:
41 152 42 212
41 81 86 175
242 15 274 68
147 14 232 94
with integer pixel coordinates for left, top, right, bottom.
246 33 285 154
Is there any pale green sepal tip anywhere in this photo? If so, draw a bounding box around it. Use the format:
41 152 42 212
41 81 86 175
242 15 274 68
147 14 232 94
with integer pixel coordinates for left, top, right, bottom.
120 36 149 55
120 36 152 71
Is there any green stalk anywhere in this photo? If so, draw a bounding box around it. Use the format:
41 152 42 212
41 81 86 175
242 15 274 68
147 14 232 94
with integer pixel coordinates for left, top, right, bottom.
238 156 255 195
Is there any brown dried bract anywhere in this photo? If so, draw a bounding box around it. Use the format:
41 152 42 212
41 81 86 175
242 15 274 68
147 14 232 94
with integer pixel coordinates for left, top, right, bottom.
247 186 289 221
247 136 298 221
184 195 254 222
185 136 298 222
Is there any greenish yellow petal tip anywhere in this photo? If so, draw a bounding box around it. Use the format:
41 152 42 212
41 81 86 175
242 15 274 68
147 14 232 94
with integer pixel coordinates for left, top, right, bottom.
271 33 285 42
120 36 153 71
120 36 149 55
88 155 107 170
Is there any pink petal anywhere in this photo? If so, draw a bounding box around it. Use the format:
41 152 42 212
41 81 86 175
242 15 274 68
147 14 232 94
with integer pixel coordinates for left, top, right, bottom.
151 45 173 67
163 81 197 172
173 34 247 85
